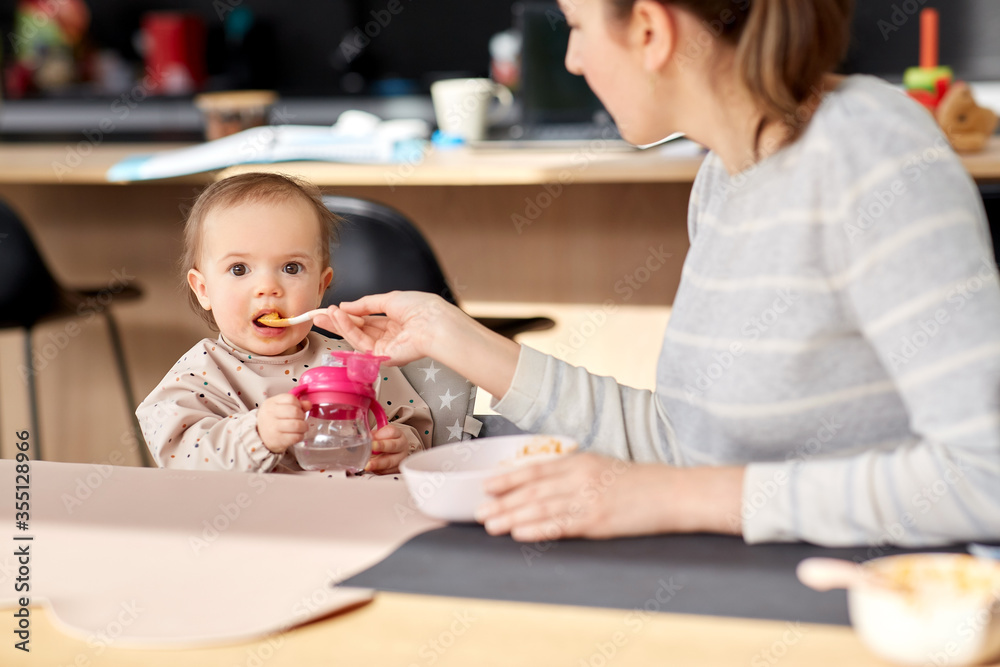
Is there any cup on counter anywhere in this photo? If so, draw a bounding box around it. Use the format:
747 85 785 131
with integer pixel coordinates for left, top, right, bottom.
430 78 514 143
141 12 206 95
193 90 278 141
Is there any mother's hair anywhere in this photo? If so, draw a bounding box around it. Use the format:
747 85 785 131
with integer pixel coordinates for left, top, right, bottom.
607 0 854 134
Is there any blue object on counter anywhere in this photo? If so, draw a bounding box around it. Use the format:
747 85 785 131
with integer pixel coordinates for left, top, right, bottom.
431 130 466 150
371 78 420 97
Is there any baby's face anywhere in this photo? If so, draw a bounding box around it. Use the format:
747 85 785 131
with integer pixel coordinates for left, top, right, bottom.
188 197 333 356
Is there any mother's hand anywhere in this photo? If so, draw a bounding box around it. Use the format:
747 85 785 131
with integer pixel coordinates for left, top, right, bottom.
314 291 457 366
476 453 745 542
475 453 669 541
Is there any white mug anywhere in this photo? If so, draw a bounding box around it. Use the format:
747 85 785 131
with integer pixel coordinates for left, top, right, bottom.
430 78 514 142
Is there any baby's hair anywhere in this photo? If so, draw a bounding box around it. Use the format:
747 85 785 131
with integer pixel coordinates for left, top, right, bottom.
606 0 853 138
182 172 340 329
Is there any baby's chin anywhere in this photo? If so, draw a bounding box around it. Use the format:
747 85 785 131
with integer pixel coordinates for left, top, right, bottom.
225 330 297 357
250 329 309 356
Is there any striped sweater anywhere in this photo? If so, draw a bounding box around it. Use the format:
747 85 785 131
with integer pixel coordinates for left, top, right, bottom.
493 75 1000 546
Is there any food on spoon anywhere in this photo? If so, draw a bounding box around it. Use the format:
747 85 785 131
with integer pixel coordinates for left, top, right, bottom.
256 312 289 327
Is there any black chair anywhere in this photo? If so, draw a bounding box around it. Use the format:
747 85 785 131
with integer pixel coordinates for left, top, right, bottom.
0 201 151 466
979 183 1000 266
320 196 555 339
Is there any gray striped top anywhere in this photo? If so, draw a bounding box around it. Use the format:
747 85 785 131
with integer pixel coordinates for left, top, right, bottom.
493 75 1000 546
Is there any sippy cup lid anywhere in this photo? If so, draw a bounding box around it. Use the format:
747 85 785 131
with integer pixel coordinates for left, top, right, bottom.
290 350 390 402
289 350 390 430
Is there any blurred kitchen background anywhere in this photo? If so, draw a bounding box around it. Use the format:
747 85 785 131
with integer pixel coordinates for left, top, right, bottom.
0 0 998 140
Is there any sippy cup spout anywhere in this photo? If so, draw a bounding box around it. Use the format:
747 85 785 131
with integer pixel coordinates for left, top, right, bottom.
329 350 390 384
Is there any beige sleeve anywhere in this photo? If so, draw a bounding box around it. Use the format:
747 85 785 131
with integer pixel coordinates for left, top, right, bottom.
136 355 281 472
377 366 433 450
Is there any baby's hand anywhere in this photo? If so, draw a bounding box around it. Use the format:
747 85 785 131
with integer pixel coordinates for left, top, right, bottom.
257 395 310 454
367 424 415 474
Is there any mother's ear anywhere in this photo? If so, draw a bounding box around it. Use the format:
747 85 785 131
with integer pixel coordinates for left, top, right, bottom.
187 268 212 310
631 0 677 72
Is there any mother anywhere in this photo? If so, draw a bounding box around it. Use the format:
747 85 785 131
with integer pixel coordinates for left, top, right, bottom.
319 0 1000 547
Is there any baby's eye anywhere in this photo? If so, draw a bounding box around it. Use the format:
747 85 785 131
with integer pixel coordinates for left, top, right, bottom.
283 262 303 275
229 263 248 276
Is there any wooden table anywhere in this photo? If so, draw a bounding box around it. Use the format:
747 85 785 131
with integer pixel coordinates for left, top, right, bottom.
1 592 891 666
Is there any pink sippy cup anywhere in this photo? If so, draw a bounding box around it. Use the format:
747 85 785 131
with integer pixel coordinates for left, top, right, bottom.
289 350 390 473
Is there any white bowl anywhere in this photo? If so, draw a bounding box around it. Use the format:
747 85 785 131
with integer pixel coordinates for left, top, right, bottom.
849 553 1000 666
400 434 579 522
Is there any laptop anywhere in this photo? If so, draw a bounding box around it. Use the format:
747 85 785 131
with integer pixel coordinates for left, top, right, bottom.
473 1 631 149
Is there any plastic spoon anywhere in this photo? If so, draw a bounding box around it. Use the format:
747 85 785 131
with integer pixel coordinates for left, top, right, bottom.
257 309 327 328
796 557 880 592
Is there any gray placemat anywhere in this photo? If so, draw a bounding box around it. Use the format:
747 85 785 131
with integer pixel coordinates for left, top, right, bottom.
342 525 965 625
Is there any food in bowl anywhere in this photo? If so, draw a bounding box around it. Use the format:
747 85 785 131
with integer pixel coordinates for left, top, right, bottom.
501 435 577 466
400 434 579 522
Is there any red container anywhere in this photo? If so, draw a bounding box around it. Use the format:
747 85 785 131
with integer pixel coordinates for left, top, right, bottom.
141 12 206 95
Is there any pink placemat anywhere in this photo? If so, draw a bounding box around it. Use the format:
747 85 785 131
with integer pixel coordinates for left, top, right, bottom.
0 460 443 647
